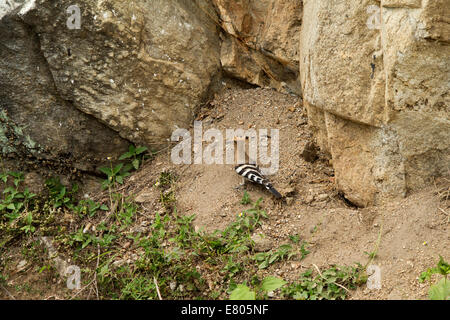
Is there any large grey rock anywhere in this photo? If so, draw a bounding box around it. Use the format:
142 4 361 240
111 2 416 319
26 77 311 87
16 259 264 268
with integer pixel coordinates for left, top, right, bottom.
0 11 129 171
214 0 302 95
1 0 222 169
300 0 450 206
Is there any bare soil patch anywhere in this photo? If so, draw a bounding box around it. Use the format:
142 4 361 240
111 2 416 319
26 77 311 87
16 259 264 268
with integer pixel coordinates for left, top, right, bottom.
1 84 448 300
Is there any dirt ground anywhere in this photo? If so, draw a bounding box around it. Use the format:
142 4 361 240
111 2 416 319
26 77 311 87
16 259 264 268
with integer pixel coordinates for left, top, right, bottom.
117 84 449 300
1 84 448 300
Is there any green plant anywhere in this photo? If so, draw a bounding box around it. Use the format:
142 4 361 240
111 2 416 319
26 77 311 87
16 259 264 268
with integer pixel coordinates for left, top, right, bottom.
0 273 7 285
206 198 268 254
282 264 365 300
229 276 287 300
119 276 157 300
419 256 450 300
0 172 8 184
229 283 256 300
119 145 148 171
92 193 267 300
171 213 196 247
155 171 177 209
241 191 251 205
289 234 300 244
45 177 78 209
117 198 137 228
100 163 128 189
6 171 24 187
252 240 309 270
100 145 148 190
0 172 36 223
254 244 297 269
1 187 35 222
73 199 109 218
20 211 35 234
155 171 176 189
69 228 98 249
288 235 312 261
299 242 310 260
363 221 383 269
221 256 243 280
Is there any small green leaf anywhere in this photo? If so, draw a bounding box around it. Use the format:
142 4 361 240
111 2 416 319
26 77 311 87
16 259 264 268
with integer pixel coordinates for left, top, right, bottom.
101 180 109 190
122 163 134 174
100 204 109 211
254 252 266 261
132 159 140 170
268 254 279 264
135 146 148 155
82 237 92 249
437 256 450 276
293 291 308 300
429 278 450 300
259 260 269 269
261 276 287 292
119 152 133 160
113 163 124 175
99 167 112 176
3 187 15 194
26 212 32 224
59 187 66 197
229 284 256 300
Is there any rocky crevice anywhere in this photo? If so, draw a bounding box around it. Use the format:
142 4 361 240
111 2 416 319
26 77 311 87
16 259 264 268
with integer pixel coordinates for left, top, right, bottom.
0 0 448 207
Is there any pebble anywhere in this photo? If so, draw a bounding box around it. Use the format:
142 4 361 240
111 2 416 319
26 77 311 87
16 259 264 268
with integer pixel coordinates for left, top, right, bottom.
251 234 273 252
83 223 92 234
112 259 126 267
304 195 314 204
17 260 27 272
123 242 131 249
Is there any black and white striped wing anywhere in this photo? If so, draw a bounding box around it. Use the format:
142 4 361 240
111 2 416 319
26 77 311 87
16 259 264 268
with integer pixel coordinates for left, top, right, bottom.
235 164 282 199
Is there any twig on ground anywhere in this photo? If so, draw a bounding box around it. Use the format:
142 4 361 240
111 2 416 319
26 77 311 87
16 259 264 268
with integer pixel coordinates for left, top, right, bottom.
69 279 95 300
154 276 163 300
1 284 15 300
312 263 350 293
94 244 100 300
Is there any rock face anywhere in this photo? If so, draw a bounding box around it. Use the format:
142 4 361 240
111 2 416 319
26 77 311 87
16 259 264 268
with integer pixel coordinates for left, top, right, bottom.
214 0 302 95
300 0 450 206
0 0 221 169
1 0 447 207
0 8 130 171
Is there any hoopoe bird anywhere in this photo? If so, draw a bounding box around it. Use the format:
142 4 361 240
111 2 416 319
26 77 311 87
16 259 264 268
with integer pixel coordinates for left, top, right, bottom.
235 163 282 199
232 136 282 199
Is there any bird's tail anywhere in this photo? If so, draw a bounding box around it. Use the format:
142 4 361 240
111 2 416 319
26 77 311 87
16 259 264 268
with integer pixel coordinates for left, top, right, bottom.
263 181 282 199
